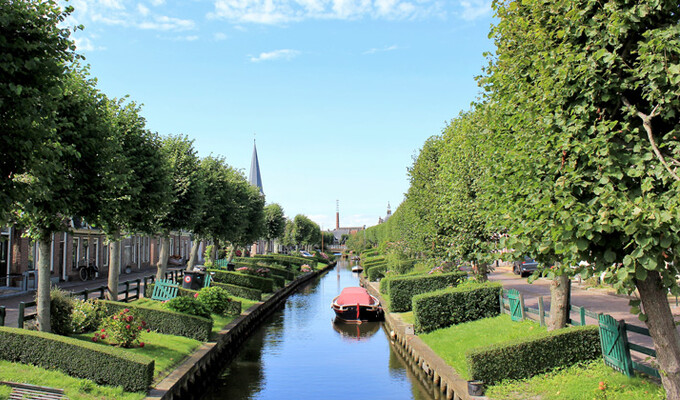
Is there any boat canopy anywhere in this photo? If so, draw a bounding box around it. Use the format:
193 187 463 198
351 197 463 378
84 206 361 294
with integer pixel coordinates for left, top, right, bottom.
336 287 375 306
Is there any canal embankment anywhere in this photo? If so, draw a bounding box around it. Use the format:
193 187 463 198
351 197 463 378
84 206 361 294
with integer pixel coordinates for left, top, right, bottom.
146 263 336 400
361 275 486 400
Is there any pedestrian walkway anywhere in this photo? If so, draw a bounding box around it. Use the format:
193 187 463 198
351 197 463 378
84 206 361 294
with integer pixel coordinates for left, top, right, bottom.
0 265 184 328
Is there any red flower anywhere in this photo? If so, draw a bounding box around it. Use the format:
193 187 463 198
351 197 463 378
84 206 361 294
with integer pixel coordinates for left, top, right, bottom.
92 337 98 342
194 293 199 298
123 308 129 313
127 315 133 322
147 329 151 333
101 328 106 332
139 342 145 348
113 316 118 320
138 326 143 330
142 321 147 326
100 334 107 339
126 324 131 329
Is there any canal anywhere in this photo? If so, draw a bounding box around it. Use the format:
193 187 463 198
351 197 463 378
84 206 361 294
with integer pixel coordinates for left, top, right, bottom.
201 261 435 400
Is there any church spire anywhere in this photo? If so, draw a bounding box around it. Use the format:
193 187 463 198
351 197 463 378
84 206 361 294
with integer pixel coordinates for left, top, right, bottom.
249 139 264 195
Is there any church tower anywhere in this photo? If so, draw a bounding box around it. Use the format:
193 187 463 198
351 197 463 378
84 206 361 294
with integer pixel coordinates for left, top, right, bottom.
249 139 264 195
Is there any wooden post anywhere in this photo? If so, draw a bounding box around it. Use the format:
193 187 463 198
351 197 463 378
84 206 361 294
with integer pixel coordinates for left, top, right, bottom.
580 306 586 326
538 296 545 327
499 294 504 315
83 288 89 300
124 281 130 302
135 278 141 300
0 306 5 327
17 302 25 328
99 286 105 299
519 292 526 321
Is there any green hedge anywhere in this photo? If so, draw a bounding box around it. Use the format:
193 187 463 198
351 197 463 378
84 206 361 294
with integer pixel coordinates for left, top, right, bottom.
209 269 274 292
0 326 153 392
101 300 213 341
388 272 468 312
413 282 502 333
367 264 388 281
212 282 261 301
466 325 601 385
145 284 244 314
250 254 308 269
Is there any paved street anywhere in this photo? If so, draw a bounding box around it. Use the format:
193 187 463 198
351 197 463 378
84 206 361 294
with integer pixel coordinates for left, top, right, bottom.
0 266 184 328
490 264 680 362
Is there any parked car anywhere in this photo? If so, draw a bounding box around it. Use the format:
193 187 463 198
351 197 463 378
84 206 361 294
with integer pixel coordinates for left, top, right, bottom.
513 257 538 277
300 251 313 257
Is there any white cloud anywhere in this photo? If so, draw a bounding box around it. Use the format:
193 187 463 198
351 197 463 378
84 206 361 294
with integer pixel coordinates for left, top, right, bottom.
459 0 491 21
363 44 398 54
137 3 150 16
209 0 443 24
214 32 228 40
149 0 165 5
250 49 301 62
74 36 106 51
139 15 195 30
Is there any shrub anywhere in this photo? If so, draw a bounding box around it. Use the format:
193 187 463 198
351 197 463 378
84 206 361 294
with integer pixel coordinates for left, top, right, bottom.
466 325 602 385
204 245 215 268
211 282 261 301
101 300 213 341
209 269 274 292
164 296 211 319
48 287 74 335
367 264 388 281
71 298 105 334
97 308 146 348
413 281 502 333
389 271 468 312
197 286 232 315
0 326 154 392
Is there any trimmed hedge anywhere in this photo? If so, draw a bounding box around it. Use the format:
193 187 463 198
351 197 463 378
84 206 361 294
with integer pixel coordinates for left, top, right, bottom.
367 264 388 281
250 255 308 269
413 281 502 333
209 269 274 292
363 256 385 267
388 272 468 312
145 284 243 314
212 282 261 301
101 300 213 341
466 325 601 385
0 326 154 392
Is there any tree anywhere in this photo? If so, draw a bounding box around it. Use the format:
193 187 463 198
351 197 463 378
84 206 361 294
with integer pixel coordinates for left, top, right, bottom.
96 99 171 299
0 0 79 225
264 203 286 239
156 134 203 277
15 67 112 331
485 0 680 395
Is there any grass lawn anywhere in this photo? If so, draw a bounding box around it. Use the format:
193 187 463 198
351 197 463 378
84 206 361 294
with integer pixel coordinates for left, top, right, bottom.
0 360 146 400
396 311 414 325
419 314 546 379
486 359 665 400
71 330 201 381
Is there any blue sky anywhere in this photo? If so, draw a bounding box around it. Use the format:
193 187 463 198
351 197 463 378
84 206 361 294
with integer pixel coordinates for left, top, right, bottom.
67 0 495 230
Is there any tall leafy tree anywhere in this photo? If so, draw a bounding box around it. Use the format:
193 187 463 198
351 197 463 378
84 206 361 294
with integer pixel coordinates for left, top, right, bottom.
0 0 79 224
156 134 203 278
264 203 286 246
485 0 680 395
15 67 112 331
96 99 171 298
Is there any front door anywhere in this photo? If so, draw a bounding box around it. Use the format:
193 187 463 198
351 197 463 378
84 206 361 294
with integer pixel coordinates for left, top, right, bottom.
0 238 8 286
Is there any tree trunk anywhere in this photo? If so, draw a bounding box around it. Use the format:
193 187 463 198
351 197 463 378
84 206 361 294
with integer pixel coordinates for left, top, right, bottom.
474 261 489 282
548 273 570 331
107 231 121 301
156 235 170 280
187 239 200 271
226 243 235 263
636 271 680 400
274 239 279 254
36 238 52 332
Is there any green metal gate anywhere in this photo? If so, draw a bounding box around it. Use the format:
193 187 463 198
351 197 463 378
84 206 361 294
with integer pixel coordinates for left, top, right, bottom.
598 314 634 377
507 289 523 321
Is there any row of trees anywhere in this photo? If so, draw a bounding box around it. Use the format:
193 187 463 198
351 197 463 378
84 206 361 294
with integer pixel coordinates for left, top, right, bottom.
1 1 283 333
354 1 680 397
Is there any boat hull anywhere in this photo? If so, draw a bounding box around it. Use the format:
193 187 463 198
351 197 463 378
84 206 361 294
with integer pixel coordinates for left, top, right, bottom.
333 305 383 323
331 287 384 323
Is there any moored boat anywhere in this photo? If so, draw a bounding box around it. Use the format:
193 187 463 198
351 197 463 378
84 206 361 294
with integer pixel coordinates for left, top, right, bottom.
331 287 383 323
351 265 363 273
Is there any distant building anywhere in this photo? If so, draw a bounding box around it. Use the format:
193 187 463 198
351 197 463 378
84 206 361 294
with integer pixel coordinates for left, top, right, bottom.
377 202 392 224
249 140 269 255
330 200 364 244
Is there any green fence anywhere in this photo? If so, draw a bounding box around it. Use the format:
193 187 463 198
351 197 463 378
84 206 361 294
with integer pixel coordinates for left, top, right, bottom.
499 289 660 379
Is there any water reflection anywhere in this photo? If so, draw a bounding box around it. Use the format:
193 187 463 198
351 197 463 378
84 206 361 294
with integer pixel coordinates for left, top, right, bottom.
202 261 434 400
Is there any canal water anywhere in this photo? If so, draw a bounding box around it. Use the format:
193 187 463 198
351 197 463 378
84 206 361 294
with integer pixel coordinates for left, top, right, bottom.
201 261 435 400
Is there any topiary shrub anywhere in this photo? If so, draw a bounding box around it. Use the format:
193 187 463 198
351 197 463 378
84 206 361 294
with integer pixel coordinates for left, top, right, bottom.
209 269 274 292
466 325 601 385
367 264 388 281
413 281 502 333
196 286 232 315
48 287 74 335
101 300 212 341
164 296 211 319
0 326 154 392
70 298 105 334
389 271 468 312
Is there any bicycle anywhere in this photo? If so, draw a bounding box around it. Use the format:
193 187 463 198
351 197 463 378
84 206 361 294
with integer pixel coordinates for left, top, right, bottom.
78 260 99 281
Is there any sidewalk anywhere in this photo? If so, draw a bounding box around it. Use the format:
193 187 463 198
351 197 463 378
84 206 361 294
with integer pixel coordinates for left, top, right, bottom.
0 265 184 328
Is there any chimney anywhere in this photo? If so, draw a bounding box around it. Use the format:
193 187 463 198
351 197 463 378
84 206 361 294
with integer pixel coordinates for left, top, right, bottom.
336 200 340 230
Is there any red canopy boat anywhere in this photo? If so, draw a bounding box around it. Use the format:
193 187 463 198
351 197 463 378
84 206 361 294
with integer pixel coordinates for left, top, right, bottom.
331 287 383 323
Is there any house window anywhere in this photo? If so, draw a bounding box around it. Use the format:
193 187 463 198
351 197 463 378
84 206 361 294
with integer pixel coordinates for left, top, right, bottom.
102 240 109 266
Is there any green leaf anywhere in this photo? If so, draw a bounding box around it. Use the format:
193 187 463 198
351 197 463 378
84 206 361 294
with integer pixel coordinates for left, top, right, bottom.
604 250 616 263
576 239 588 251
635 267 648 281
639 313 648 322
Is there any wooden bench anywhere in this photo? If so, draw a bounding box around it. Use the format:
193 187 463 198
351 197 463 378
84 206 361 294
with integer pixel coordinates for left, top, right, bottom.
151 279 179 301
